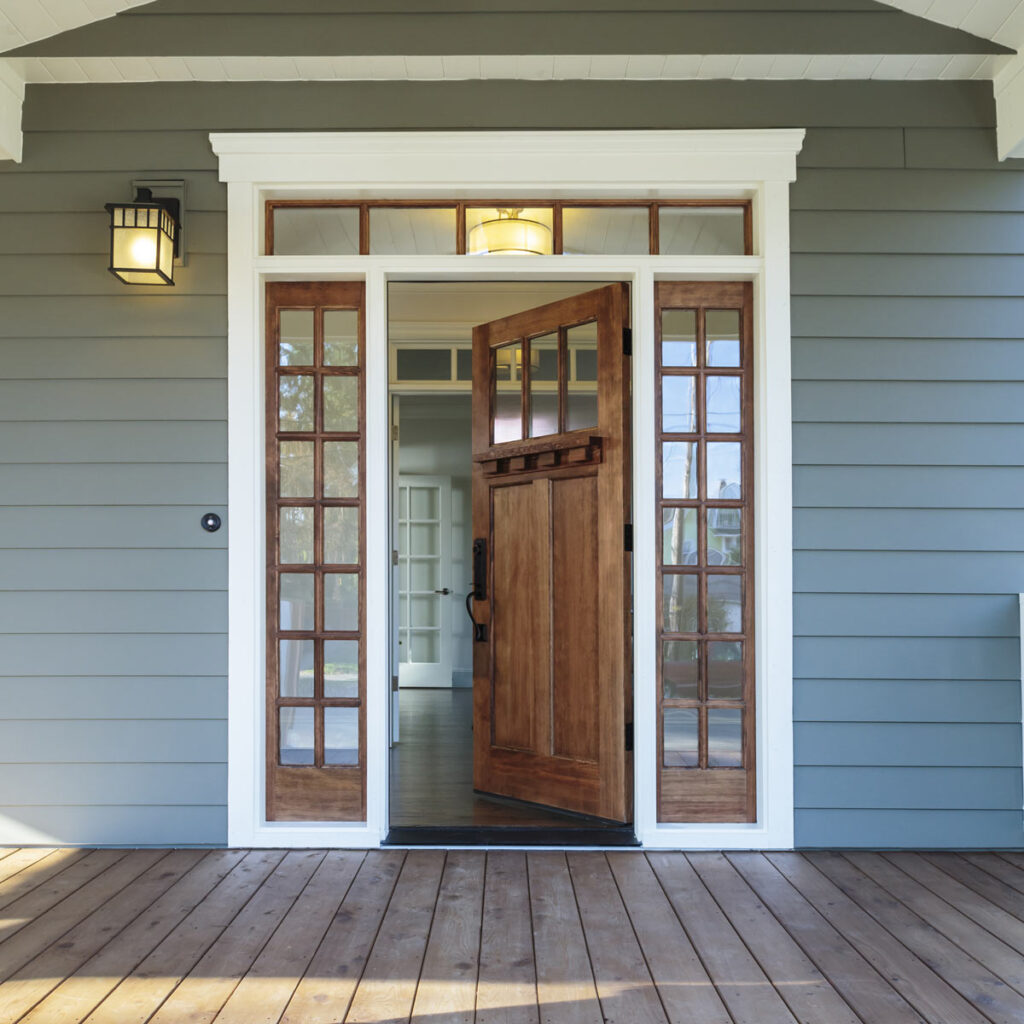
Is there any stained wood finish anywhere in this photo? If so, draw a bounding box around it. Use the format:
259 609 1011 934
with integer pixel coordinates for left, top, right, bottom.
0 849 1021 1024
266 280 366 822
471 283 632 823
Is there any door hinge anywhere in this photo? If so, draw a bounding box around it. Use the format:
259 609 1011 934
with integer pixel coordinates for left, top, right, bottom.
624 721 634 752
391 423 399 442
624 523 633 552
622 327 633 357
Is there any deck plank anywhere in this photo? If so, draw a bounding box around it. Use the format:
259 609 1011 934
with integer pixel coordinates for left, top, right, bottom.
475 851 539 1024
84 849 286 1024
921 853 1024 922
0 849 64 890
345 849 445 1024
961 853 1024 898
527 851 602 1024
279 850 406 1024
410 850 485 1024
0 849 88 912
809 852 1024 1024
647 852 797 1024
728 853 926 1024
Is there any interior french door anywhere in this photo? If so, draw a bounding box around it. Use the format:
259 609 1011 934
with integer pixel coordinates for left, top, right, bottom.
470 283 632 823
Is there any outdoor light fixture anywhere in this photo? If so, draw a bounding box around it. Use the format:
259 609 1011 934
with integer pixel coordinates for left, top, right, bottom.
105 186 180 285
468 208 551 255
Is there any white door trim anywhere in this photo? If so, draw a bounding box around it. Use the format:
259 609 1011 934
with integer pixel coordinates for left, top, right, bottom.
214 129 802 849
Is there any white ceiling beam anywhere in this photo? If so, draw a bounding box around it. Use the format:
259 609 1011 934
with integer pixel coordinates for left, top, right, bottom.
995 47 1024 157
0 58 23 161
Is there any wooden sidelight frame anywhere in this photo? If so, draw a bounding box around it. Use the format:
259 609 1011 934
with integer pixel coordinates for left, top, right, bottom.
265 281 367 821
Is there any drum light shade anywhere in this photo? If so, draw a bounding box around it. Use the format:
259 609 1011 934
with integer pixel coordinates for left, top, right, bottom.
105 188 179 285
468 208 551 255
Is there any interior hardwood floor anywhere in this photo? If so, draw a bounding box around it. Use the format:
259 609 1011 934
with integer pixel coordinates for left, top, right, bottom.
389 687 603 828
0 846 1023 1023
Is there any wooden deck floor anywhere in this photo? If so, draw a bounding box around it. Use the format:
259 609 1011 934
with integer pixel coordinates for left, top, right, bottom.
0 847 1023 1023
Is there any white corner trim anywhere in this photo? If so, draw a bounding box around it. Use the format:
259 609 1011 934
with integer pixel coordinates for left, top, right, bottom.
996 50 1024 160
0 60 24 162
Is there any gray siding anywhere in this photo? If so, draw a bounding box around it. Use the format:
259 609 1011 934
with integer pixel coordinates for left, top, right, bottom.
1 78 1021 847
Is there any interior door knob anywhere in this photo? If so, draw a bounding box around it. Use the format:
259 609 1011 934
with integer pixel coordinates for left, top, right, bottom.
434 588 452 595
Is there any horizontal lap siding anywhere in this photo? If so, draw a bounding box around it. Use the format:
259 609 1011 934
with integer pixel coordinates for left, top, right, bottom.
793 124 1024 848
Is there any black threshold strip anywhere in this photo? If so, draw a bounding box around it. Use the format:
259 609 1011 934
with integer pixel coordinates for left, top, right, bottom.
385 825 640 847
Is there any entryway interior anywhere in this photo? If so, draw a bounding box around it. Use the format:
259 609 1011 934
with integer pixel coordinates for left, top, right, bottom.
387 280 631 836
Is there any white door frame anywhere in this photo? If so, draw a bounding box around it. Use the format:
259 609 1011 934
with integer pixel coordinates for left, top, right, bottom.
212 129 803 849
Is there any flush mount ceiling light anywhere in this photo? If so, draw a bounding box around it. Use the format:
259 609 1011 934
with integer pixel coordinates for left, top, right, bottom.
105 185 181 285
468 208 551 255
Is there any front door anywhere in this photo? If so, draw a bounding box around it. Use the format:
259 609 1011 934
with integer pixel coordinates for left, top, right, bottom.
470 284 632 823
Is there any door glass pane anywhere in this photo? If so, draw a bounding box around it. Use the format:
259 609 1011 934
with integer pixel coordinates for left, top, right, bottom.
567 321 598 431
708 708 743 767
708 641 743 701
272 206 359 256
279 310 314 366
325 573 359 632
324 309 359 366
279 707 314 765
662 442 698 500
410 596 439 628
324 506 359 565
562 206 649 255
707 511 742 566
410 560 440 591
279 441 314 497
410 630 441 662
659 206 746 255
279 638 314 698
706 376 741 433
663 641 700 700
661 310 697 368
409 487 438 519
410 523 439 555
324 376 358 433
370 207 457 255
663 574 698 633
324 441 359 497
707 442 741 500
324 640 359 698
279 375 314 432
529 332 559 437
707 575 742 633
280 573 314 631
707 310 741 367
279 507 314 564
664 708 699 767
493 342 523 444
324 708 359 765
663 377 696 433
466 207 553 255
662 507 697 565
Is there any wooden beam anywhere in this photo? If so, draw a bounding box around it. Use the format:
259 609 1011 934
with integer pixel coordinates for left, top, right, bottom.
0 59 23 162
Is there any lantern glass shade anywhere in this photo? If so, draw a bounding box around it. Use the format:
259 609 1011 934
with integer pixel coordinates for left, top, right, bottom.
467 208 553 255
105 202 177 285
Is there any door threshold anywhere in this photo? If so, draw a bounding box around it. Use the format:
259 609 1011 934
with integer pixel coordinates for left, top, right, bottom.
384 825 639 847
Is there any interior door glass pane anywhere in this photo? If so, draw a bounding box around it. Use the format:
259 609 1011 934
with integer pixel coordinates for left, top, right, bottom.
493 342 523 444
280 573 314 631
661 309 697 367
409 559 440 591
659 206 746 255
279 507 314 565
567 321 598 431
279 375 314 432
562 206 649 255
662 442 698 500
370 207 457 255
324 707 359 765
324 441 359 497
663 640 700 700
323 376 358 432
396 349 452 382
410 596 439 628
707 511 742 566
662 507 697 565
663 574 699 633
663 377 696 433
410 523 439 555
279 441 314 497
528 331 560 437
279 638 314 698
279 310 314 366
279 707 314 765
398 487 409 520
272 206 359 256
708 641 743 701
324 506 359 565
324 640 359 698
664 708 699 767
410 630 441 662
708 708 743 767
707 442 741 500
325 573 359 632
706 376 741 433
409 487 438 519
466 207 553 255
707 310 741 367
324 309 359 366
707 575 743 633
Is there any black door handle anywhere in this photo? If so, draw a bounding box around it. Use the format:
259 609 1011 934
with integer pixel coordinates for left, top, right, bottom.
465 590 488 643
468 538 488 641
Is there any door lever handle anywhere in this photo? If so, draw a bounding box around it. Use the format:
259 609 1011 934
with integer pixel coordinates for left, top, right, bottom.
434 588 452 595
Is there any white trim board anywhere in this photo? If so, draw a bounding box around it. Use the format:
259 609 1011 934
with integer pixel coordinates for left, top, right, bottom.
212 129 801 850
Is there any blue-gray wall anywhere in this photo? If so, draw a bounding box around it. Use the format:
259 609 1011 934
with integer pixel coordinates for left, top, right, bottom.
0 79 1021 847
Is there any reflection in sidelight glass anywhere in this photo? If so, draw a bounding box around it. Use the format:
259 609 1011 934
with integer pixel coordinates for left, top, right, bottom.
325 573 359 632
663 442 698 500
324 640 359 698
323 442 359 498
663 641 700 700
708 708 742 767
661 309 697 367
664 708 699 767
707 575 742 633
706 376 741 433
279 441 314 497
706 310 741 367
279 310 314 366
325 708 359 765
279 375 315 432
279 507 314 564
707 442 741 500
662 507 697 565
279 639 314 698
279 707 314 765
708 512 742 566
663 377 696 433
708 641 743 701
324 309 359 366
323 376 359 432
280 573 314 631
663 573 699 633
324 506 359 565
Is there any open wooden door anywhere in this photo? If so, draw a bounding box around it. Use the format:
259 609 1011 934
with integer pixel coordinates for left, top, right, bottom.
470 283 632 823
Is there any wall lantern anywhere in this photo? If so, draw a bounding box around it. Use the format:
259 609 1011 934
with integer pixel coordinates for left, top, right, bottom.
105 186 181 285
468 208 551 255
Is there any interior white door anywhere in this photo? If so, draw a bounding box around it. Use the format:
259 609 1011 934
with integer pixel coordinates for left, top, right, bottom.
397 475 454 687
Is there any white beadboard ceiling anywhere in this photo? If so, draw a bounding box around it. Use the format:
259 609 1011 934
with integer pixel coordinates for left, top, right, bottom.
0 1 151 55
